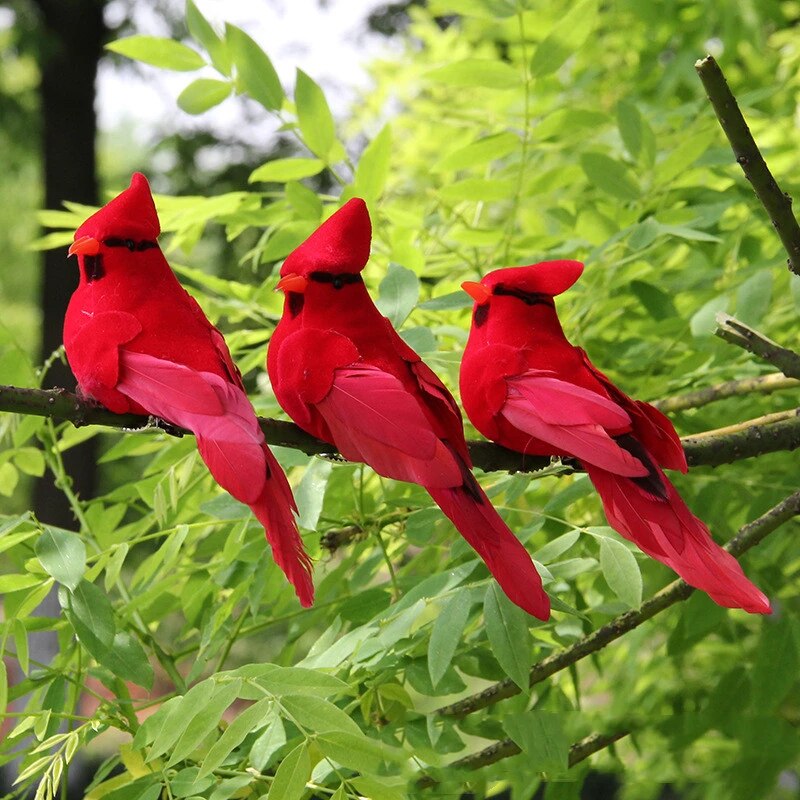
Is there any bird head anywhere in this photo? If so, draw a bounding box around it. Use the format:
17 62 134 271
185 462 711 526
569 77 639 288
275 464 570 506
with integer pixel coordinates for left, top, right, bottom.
68 173 161 281
462 260 584 306
461 260 584 332
275 198 371 295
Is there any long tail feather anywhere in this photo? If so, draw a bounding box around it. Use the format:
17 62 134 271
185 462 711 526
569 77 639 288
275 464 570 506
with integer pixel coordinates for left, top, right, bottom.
584 464 771 614
250 445 314 607
427 480 550 620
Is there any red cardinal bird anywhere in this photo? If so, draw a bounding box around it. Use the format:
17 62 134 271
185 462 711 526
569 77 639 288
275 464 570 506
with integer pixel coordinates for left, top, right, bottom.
460 261 770 614
64 173 313 606
267 199 550 619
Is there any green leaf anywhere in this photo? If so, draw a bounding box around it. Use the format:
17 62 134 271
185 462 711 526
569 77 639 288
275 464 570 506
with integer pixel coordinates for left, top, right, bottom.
432 131 519 172
350 776 408 800
630 279 677 321
0 573 40 593
655 128 716 185
103 632 155 689
617 99 643 159
244 665 348 698
36 528 86 590
249 158 325 183
657 223 720 242
268 741 310 800
186 0 231 75
426 59 520 89
354 124 392 202
628 217 661 250
598 537 642 608
418 291 473 311
690 294 729 337
63 580 115 646
581 153 640 201
428 588 472 688
0 662 7 719
295 458 332 530
0 462 18 496
167 679 243 766
106 36 205 71
295 69 336 160
13 618 29 674
531 530 580 564
104 543 129 592
177 78 232 114
376 263 420 327
751 617 798 711
530 0 599 77
197 697 273 779
400 326 436 353
504 711 569 773
249 711 286 770
484 583 532 691
13 448 45 477
316 731 405 773
280 694 362 736
736 269 773 327
226 24 284 111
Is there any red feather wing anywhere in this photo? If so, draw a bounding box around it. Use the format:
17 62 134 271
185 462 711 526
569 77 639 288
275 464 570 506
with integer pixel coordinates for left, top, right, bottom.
63 310 142 412
578 349 686 472
502 370 647 476
316 364 463 488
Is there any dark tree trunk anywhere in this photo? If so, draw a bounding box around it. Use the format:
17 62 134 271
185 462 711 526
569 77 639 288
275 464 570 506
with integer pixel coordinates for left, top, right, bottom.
32 0 106 526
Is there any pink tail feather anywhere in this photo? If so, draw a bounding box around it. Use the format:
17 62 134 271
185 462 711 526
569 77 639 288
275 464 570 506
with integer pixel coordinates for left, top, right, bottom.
427 483 550 620
249 444 314 607
584 465 770 614
117 351 314 606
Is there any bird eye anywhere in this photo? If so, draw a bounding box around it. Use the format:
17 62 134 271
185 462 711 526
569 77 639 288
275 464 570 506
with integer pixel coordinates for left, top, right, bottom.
125 239 135 251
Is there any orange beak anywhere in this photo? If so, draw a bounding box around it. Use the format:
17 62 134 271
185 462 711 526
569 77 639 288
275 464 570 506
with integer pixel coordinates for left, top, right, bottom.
68 236 100 257
461 280 491 304
275 273 309 293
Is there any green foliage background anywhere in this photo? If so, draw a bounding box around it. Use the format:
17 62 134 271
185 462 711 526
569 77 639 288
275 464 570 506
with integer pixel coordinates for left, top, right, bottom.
1 1 799 798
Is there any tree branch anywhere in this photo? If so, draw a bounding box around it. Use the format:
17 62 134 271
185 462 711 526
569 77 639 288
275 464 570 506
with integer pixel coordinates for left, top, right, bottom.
652 373 799 413
436 490 800 719
695 55 800 276
715 314 800 378
681 408 800 467
2 384 800 473
416 729 629 788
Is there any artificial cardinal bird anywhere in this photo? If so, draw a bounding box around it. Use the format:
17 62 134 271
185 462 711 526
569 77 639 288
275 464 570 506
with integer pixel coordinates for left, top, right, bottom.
63 173 313 606
267 199 550 619
460 261 770 614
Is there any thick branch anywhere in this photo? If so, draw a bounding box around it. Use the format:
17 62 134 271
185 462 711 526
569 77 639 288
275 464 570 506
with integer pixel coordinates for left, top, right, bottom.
715 314 800 379
653 373 799 413
695 55 800 276
416 729 628 789
3 385 800 473
682 408 800 467
436 490 800 719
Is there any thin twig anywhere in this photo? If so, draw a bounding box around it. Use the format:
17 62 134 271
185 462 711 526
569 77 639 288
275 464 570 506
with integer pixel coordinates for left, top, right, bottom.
2 384 800 473
715 314 800 378
653 373 799 413
436 490 800 719
695 55 800 275
416 729 629 788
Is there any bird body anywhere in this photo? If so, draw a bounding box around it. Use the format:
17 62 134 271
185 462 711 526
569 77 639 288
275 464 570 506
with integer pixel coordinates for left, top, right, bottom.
268 199 550 619
461 261 770 615
64 173 313 606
